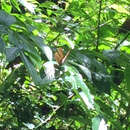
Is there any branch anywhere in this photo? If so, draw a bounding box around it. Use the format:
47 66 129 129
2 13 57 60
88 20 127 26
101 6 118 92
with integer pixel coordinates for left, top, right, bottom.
115 33 129 50
96 0 102 51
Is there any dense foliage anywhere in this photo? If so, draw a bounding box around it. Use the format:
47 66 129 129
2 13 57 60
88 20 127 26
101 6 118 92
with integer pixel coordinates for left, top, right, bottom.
0 0 130 129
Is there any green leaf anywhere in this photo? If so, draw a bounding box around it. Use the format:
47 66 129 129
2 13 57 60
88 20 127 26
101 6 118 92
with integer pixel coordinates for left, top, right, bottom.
8 31 41 66
0 10 16 26
18 34 42 65
1 0 12 13
39 1 56 8
11 0 21 13
74 52 106 73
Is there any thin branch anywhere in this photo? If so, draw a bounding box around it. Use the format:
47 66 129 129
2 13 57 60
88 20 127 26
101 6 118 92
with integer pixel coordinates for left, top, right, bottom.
34 106 60 129
96 0 102 51
34 93 74 129
48 33 61 47
115 33 129 50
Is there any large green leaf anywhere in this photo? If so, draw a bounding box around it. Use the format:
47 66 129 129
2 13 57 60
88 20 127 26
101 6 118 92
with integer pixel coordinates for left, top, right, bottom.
20 52 53 86
5 47 20 62
69 61 92 82
73 52 107 73
103 50 120 64
0 10 16 26
92 72 111 93
8 31 42 67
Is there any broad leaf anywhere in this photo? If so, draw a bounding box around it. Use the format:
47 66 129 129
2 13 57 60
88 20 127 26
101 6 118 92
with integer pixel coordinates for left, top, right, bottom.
69 61 92 82
5 47 20 62
20 52 53 86
103 50 120 64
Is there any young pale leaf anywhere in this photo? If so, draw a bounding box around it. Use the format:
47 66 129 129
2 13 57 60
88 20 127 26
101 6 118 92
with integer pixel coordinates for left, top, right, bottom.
92 116 107 130
23 123 35 130
44 61 55 80
0 10 16 26
18 0 36 14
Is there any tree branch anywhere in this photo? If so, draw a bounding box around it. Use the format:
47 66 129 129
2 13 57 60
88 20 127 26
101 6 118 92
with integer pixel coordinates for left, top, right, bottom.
115 33 129 50
96 0 102 51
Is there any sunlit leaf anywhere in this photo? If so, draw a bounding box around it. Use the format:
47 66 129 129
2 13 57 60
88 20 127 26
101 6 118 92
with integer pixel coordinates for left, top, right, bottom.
69 61 92 82
1 0 12 13
65 65 95 109
110 4 129 14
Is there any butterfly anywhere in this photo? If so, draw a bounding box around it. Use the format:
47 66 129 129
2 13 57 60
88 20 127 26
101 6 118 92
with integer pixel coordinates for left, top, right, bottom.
54 47 70 65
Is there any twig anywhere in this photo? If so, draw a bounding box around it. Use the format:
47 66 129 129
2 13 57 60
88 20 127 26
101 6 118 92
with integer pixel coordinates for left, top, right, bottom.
34 93 74 129
48 33 60 46
34 106 61 129
96 0 102 51
115 33 129 50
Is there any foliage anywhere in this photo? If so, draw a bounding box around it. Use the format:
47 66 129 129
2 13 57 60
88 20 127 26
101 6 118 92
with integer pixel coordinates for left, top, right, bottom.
0 0 130 129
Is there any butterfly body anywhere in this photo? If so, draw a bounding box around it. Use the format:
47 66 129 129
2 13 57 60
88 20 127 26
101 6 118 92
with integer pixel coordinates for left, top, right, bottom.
54 48 70 65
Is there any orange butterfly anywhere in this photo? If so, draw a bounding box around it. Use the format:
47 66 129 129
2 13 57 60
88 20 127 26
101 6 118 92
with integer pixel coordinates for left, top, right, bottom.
54 47 70 65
